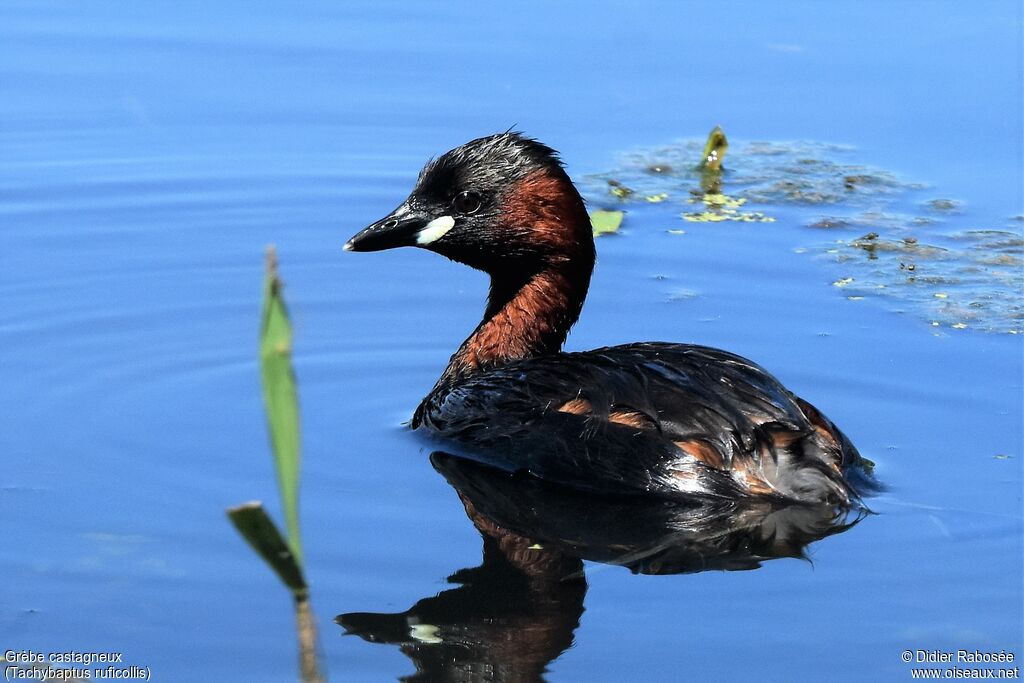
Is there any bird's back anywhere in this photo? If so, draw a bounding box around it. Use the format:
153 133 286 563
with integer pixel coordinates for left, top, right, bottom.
415 342 868 505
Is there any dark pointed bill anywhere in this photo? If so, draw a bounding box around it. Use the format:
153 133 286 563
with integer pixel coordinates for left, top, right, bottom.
344 202 455 252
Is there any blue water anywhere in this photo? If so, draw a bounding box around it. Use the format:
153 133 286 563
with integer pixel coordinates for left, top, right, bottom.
2 2 1021 681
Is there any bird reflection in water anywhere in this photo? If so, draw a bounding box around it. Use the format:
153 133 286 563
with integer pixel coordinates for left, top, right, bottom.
337 452 867 681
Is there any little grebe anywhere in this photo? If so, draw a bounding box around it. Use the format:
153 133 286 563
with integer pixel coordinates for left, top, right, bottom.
345 133 868 505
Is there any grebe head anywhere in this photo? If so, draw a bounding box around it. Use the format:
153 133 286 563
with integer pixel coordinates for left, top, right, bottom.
345 133 594 275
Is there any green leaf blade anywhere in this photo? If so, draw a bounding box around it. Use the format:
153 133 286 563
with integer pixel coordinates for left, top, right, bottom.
259 247 303 565
227 502 307 596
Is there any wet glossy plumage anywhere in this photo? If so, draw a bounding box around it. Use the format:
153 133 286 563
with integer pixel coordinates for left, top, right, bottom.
416 342 862 504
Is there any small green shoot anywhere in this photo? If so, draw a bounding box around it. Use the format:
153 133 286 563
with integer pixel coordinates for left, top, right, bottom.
699 125 729 194
700 125 729 172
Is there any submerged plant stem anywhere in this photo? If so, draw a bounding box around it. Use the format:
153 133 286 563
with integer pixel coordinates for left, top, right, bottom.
296 597 325 683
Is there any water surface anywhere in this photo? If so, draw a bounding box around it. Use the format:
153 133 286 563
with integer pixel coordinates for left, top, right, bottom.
2 2 1021 681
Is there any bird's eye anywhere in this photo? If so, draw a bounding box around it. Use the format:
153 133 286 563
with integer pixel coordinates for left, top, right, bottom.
452 191 482 215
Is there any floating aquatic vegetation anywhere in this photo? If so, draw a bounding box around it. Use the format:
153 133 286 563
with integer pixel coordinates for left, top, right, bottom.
590 209 624 236
925 198 962 213
584 129 1021 334
809 217 852 229
809 212 936 231
683 192 776 223
607 179 634 200
823 230 1023 334
585 136 919 209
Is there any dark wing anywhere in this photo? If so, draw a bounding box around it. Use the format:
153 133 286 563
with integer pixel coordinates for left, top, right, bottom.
417 342 863 504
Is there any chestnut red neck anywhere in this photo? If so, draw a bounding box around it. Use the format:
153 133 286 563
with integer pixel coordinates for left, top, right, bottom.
435 169 595 387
